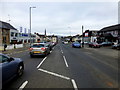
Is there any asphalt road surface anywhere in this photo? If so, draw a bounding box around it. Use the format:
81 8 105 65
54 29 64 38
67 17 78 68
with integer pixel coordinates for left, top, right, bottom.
3 41 119 90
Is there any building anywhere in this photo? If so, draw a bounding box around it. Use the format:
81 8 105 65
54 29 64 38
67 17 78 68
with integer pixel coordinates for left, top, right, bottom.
0 21 17 45
83 30 98 43
18 33 36 44
71 34 81 42
0 21 37 45
97 24 120 43
50 35 58 43
10 29 19 44
35 33 46 42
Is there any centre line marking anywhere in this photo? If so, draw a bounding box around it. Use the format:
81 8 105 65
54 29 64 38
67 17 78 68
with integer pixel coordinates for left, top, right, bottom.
71 79 78 90
63 56 69 67
18 81 28 90
37 57 47 68
38 68 70 80
61 50 63 53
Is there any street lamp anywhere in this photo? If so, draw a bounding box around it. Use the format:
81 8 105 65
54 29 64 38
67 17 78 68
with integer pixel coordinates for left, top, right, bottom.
29 6 36 46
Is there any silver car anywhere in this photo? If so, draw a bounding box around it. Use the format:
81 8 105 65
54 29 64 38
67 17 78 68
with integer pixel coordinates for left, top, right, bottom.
29 43 51 57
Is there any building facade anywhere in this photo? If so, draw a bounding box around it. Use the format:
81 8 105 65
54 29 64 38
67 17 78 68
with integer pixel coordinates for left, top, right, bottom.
0 21 17 45
97 24 120 43
83 30 98 43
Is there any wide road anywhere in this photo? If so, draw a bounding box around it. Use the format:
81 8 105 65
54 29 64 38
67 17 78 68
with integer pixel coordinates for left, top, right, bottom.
3 41 119 90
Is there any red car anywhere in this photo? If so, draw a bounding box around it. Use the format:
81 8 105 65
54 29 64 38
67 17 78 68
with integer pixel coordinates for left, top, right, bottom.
89 42 101 48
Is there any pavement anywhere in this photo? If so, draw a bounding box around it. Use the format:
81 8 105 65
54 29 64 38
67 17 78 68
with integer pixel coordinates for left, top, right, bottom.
2 41 119 90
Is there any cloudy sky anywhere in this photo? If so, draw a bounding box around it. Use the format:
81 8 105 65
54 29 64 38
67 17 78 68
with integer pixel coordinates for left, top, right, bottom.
0 0 119 36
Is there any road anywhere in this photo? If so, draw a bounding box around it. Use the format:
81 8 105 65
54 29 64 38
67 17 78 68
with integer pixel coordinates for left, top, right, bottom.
3 41 119 90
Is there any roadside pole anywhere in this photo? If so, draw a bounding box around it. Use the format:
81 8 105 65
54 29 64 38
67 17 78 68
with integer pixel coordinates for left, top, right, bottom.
82 25 84 47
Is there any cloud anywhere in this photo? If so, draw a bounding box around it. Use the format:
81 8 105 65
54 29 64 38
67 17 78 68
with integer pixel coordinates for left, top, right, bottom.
0 2 118 36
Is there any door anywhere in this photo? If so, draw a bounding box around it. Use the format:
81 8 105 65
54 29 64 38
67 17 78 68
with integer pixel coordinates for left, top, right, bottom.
1 55 17 83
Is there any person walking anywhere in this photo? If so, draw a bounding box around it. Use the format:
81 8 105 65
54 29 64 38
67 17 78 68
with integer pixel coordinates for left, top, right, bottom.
4 43 7 51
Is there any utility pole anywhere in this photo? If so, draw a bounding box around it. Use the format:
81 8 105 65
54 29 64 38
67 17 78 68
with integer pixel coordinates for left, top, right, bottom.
82 25 84 47
45 28 47 42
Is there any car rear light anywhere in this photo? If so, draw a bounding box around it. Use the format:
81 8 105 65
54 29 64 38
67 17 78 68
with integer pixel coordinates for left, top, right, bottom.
41 47 46 51
29 48 33 51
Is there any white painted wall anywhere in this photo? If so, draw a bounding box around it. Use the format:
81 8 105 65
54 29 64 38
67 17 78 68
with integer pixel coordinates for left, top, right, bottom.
6 44 23 50
10 29 19 42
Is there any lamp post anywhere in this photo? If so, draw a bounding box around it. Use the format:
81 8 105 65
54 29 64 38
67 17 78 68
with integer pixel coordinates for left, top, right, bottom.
29 6 36 46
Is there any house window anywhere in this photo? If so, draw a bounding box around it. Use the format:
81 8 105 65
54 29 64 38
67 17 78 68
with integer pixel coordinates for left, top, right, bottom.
11 32 14 37
15 33 18 37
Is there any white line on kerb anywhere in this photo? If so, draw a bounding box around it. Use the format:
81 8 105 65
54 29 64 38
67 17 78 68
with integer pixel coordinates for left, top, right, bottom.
63 56 69 67
18 81 28 90
37 57 47 68
38 68 70 80
71 79 78 90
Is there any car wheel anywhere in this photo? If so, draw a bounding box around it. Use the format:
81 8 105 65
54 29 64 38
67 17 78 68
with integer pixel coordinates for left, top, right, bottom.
17 65 24 77
30 54 33 58
117 47 120 50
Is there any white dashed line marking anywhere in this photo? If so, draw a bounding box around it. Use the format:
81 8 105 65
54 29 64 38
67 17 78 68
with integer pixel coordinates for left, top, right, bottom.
63 56 69 67
37 57 47 68
38 68 70 80
53 47 55 50
18 81 28 90
71 79 78 90
61 50 63 53
50 51 52 53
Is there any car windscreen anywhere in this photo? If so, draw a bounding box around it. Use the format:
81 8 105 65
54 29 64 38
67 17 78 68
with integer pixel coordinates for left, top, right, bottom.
93 42 98 44
74 42 80 44
31 44 45 48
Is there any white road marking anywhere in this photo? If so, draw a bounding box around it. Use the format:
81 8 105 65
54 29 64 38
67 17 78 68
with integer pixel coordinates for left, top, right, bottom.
71 79 78 90
38 68 70 80
84 52 92 55
53 47 55 50
61 50 63 53
37 57 47 68
63 56 69 67
18 81 28 90
50 51 52 53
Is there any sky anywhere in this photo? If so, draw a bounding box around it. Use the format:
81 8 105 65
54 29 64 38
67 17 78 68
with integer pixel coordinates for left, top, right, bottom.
0 0 119 36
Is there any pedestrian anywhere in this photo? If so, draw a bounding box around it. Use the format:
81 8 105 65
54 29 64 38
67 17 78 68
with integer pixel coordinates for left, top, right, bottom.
4 43 7 51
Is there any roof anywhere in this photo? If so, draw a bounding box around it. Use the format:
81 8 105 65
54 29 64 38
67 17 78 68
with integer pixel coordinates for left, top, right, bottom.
0 21 17 30
100 24 120 32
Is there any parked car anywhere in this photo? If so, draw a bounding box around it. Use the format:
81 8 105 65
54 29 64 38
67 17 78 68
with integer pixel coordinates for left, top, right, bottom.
0 53 24 85
89 42 101 48
63 41 68 44
101 42 113 46
72 42 81 48
117 44 120 50
29 43 51 57
112 43 120 50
